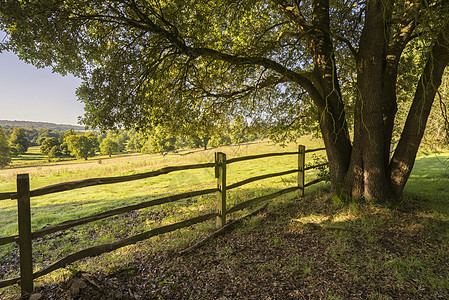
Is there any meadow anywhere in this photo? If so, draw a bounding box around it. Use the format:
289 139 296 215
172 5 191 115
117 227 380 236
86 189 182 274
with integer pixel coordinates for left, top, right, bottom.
0 138 326 294
0 138 325 234
0 137 448 299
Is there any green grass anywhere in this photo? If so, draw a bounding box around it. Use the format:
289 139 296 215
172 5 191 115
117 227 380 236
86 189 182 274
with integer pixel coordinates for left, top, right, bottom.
1 138 325 210
0 137 328 296
1 138 448 298
9 146 47 165
403 152 449 214
228 177 449 298
0 138 326 234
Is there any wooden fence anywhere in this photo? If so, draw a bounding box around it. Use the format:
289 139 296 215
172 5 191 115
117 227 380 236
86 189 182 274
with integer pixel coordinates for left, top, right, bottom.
0 146 326 295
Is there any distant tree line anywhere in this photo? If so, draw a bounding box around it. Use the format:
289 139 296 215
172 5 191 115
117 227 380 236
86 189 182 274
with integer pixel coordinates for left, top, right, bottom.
2 91 448 170
0 120 84 131
1 126 64 146
0 117 262 168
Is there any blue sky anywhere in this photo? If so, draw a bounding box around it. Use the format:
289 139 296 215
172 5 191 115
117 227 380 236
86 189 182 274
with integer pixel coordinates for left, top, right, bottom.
0 32 85 126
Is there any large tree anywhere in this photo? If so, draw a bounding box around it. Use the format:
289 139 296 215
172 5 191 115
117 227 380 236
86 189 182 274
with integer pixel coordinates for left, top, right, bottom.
65 132 98 160
9 127 30 156
100 134 121 157
1 0 449 202
40 137 60 156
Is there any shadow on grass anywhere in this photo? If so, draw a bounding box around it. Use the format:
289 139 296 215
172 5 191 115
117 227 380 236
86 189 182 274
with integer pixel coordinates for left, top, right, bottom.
0 186 304 282
11 152 45 161
1 184 308 238
228 189 449 299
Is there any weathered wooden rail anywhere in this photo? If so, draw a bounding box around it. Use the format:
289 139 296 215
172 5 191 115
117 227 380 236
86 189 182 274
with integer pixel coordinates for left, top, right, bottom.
0 146 326 295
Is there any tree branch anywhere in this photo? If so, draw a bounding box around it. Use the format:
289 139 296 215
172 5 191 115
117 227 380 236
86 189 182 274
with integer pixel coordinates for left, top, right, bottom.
335 34 357 58
273 0 312 40
199 75 286 99
70 2 326 113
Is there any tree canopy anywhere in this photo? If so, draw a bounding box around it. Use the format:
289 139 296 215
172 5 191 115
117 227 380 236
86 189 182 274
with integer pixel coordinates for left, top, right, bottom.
40 137 60 156
9 127 30 156
1 0 449 202
100 133 123 157
65 132 99 160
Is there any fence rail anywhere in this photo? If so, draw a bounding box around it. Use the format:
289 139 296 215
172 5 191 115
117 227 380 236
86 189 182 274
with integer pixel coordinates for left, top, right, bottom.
227 169 298 190
3 162 216 201
0 188 218 247
0 192 12 201
0 146 327 295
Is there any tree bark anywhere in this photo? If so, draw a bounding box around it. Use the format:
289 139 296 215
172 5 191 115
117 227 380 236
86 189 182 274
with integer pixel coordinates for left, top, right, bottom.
344 0 394 202
275 0 352 193
310 0 352 192
128 0 448 203
389 23 449 198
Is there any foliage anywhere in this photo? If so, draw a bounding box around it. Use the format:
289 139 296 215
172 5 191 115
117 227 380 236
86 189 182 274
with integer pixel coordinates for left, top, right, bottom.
0 126 64 146
65 132 98 160
9 127 30 156
395 44 449 151
2 0 449 202
421 70 449 150
208 134 232 148
141 127 176 154
126 130 145 152
308 154 330 183
40 137 60 156
100 136 121 157
47 145 62 159
230 116 250 145
0 128 11 168
84 132 100 154
60 128 76 155
115 131 128 151
35 128 61 146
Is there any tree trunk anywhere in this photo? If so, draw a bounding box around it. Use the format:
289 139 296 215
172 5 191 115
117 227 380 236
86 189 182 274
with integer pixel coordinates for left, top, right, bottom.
304 0 449 203
389 24 449 197
202 136 209 150
343 0 395 202
310 0 352 193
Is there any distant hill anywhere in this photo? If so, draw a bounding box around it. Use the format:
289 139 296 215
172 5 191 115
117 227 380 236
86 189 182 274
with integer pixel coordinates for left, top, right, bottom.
0 120 85 131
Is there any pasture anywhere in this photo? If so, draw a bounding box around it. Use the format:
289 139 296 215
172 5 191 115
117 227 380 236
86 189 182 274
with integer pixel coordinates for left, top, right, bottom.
0 138 326 295
1 137 449 299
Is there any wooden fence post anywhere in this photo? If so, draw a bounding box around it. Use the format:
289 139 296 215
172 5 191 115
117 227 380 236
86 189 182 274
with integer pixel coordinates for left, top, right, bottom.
17 174 33 295
215 152 227 227
298 145 305 197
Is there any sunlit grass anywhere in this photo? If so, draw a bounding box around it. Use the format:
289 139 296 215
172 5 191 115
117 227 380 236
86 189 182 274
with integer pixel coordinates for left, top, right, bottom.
10 146 48 165
404 153 449 214
0 141 326 235
0 137 328 297
3 138 446 298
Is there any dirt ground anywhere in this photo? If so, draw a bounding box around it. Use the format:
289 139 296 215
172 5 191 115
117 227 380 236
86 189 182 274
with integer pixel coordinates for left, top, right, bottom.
31 197 449 300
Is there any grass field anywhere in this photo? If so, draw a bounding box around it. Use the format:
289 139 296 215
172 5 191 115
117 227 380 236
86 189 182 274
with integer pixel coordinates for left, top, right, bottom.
0 138 325 233
1 137 448 299
0 137 327 295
